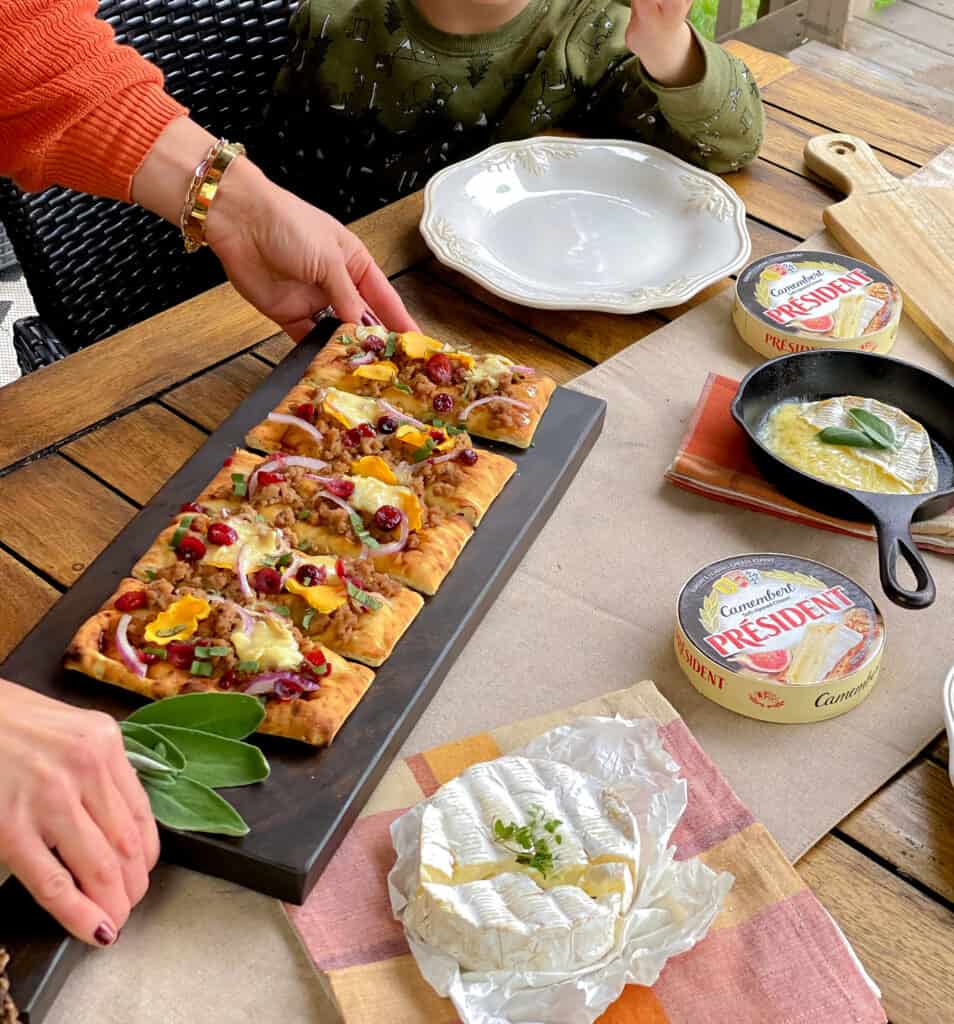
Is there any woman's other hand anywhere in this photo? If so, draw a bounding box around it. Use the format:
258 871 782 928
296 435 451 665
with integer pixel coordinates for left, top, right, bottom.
0 680 159 945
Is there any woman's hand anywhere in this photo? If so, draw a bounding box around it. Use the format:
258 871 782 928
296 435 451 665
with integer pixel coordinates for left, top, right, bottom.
625 0 705 88
205 157 417 340
0 680 159 945
132 117 416 341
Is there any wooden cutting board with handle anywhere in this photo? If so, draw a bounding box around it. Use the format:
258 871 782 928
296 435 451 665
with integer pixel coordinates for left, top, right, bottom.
804 132 954 364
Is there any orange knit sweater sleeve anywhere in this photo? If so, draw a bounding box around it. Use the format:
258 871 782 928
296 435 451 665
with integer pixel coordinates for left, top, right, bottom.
0 0 187 201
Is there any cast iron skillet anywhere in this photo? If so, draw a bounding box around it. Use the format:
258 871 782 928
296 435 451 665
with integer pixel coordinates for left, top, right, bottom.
731 351 954 610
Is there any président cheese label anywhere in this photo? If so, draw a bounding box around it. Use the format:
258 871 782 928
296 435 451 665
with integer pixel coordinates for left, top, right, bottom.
733 251 901 360
675 554 885 723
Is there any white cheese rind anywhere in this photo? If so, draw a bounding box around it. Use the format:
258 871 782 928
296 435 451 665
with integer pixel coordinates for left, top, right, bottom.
406 756 639 974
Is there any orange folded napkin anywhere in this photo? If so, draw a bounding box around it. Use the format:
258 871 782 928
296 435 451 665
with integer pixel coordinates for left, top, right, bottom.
666 373 954 554
285 681 886 1024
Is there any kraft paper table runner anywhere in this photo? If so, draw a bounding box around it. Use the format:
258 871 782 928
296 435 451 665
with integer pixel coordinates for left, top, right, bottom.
397 237 954 863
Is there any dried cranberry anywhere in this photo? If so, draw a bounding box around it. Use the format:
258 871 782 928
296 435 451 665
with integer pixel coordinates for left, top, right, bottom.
377 415 399 434
176 535 206 562
296 563 325 587
207 522 238 547
304 649 326 668
342 427 363 447
167 643 195 670
426 353 454 385
219 669 238 691
138 649 159 665
114 590 147 612
358 422 376 438
325 478 355 499
374 504 403 531
295 402 316 422
274 678 304 702
257 471 285 487
363 335 385 353
335 558 348 580
223 456 233 467
429 429 446 443
458 448 479 467
251 567 282 594
304 650 332 679
180 501 204 514
349 577 366 591
432 392 454 414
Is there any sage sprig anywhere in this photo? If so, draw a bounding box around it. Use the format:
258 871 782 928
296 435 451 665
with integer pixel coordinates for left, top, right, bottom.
121 693 269 837
818 408 898 451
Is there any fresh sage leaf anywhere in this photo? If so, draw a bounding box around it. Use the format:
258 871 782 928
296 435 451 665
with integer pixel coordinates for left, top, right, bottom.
120 721 187 771
148 725 270 789
127 692 264 739
817 427 879 449
142 774 250 836
848 408 897 449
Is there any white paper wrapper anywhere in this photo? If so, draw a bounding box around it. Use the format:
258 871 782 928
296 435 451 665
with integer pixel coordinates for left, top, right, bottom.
388 715 734 1024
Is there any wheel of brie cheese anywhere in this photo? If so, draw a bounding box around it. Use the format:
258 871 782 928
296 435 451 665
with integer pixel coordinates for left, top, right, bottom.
403 756 640 973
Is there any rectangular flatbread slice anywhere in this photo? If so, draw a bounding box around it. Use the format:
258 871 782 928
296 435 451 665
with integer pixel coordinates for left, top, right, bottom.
64 578 375 746
303 324 556 449
131 510 423 667
245 379 516 525
197 449 472 596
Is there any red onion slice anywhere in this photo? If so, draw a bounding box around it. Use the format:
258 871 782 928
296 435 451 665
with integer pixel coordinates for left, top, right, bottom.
320 489 360 520
349 351 375 368
115 613 147 679
249 455 328 498
412 450 460 472
279 555 301 589
379 400 428 430
267 413 324 447
372 511 409 556
236 545 254 601
510 364 536 376
208 595 258 635
243 671 318 697
459 395 531 421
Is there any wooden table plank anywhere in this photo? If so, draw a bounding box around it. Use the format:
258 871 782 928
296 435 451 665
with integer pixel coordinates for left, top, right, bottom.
0 457 136 586
0 550 60 661
163 353 273 432
723 159 835 239
762 67 952 166
62 405 206 506
722 39 797 87
798 835 954 1024
930 733 950 767
255 334 296 366
838 759 954 904
393 272 592 384
761 106 918 181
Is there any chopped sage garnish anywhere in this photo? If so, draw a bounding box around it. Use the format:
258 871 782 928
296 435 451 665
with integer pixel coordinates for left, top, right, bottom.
155 624 186 639
348 511 380 549
142 646 168 660
393 381 412 394
190 660 214 677
231 473 248 497
346 580 384 611
237 660 260 674
302 609 316 630
170 516 195 550
194 646 230 659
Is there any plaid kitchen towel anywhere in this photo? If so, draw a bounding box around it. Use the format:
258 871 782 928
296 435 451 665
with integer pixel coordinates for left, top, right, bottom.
285 681 887 1023
666 373 954 554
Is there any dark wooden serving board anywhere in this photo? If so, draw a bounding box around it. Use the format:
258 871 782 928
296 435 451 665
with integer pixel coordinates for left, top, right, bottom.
0 319 605 1022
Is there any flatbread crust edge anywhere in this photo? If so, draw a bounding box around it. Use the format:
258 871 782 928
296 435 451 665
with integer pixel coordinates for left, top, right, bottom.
64 581 375 746
304 326 555 449
198 450 474 596
130 523 425 667
244 379 518 525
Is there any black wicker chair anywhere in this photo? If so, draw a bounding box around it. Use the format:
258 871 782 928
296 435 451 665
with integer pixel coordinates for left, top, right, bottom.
0 0 297 372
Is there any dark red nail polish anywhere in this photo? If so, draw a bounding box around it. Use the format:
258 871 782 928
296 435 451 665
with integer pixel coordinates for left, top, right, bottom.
94 922 116 946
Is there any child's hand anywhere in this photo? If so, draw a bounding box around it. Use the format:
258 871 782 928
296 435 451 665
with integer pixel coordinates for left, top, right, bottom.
625 0 705 88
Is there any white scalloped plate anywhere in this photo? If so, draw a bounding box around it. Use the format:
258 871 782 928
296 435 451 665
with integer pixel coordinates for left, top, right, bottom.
421 136 751 315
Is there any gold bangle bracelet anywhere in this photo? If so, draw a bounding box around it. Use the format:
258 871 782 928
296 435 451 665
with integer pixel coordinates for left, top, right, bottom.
180 139 246 254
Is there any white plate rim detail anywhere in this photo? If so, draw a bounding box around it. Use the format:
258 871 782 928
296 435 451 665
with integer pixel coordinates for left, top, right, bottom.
421 136 752 315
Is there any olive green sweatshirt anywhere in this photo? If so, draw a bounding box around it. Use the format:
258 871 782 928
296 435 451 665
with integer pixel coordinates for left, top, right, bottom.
264 0 763 221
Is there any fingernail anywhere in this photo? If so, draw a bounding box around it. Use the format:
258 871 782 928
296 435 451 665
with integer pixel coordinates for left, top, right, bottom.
360 309 382 326
94 922 116 946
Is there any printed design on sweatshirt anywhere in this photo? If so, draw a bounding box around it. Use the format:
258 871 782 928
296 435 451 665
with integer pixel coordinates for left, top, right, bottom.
466 53 492 88
384 0 403 33
579 6 616 60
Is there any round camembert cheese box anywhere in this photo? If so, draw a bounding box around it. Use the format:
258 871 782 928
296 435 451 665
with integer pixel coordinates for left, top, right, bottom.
733 251 902 359
675 554 885 723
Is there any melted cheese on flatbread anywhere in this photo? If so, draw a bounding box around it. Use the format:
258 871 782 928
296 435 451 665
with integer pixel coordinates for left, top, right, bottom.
201 517 283 571
761 397 938 495
230 617 301 671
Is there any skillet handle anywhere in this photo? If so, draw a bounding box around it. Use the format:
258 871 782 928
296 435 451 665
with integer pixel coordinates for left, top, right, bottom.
875 514 936 609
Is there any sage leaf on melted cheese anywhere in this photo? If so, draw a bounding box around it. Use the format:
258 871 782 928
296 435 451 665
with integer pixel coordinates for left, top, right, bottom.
848 408 898 449
817 426 879 449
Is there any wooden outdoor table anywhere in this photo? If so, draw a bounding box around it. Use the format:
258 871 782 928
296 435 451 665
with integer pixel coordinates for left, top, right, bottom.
1 41 952 1024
